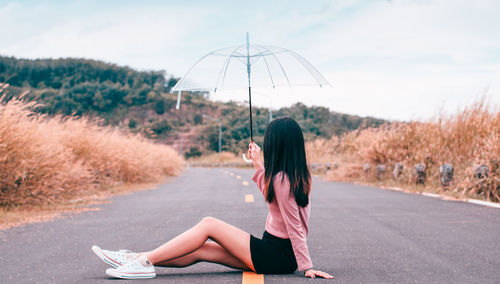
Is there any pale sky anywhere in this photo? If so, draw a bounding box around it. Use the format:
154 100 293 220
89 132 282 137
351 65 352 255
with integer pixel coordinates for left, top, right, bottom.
1 0 499 121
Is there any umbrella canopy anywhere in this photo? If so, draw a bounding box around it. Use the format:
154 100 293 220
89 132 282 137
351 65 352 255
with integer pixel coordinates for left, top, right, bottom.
171 33 330 142
172 44 329 93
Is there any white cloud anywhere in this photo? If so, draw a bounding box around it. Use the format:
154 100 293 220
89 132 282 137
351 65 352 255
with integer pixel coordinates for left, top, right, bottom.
0 0 498 120
295 0 500 120
0 1 208 74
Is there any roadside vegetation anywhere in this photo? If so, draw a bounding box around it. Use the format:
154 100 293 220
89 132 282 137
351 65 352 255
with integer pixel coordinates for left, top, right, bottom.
307 98 500 202
0 83 184 213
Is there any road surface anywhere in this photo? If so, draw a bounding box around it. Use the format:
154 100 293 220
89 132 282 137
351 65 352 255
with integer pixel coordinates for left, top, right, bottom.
0 167 499 283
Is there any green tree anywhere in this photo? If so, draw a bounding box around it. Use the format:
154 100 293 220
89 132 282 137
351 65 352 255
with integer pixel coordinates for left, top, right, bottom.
193 114 203 125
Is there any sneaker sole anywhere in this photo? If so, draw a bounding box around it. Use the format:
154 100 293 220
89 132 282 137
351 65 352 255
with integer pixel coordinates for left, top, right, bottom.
91 245 122 268
106 268 156 279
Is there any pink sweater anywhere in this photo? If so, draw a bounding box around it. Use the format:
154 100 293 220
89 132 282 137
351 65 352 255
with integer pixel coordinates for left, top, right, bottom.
252 166 313 271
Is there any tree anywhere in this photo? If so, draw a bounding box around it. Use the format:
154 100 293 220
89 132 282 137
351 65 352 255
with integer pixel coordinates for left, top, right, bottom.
193 114 203 125
185 147 202 159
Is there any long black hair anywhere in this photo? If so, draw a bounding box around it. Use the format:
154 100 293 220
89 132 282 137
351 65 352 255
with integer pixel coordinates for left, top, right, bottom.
263 117 311 207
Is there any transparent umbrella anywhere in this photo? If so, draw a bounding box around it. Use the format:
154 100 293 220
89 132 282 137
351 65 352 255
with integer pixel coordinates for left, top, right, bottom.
171 33 330 160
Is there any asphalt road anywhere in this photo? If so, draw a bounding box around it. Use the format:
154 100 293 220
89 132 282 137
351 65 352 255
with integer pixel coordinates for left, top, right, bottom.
0 167 499 283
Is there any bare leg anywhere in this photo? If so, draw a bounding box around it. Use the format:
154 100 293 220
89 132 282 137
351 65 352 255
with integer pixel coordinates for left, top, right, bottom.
154 241 250 270
145 217 255 272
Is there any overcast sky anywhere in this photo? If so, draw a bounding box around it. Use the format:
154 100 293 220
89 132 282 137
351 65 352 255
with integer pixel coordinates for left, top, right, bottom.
1 0 499 121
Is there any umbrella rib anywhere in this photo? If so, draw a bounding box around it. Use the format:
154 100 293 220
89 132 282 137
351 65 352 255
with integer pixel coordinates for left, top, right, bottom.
171 50 220 92
232 51 272 58
262 56 276 88
172 44 247 92
256 45 290 55
233 51 246 57
209 44 244 55
287 49 331 87
218 46 245 92
248 50 270 57
256 45 291 87
213 48 239 93
253 45 276 88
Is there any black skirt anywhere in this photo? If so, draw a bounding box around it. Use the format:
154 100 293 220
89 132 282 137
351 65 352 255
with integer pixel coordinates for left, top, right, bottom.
250 231 298 274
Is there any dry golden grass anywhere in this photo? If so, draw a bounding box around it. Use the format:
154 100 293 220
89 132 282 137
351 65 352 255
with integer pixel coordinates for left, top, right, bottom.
0 84 184 210
307 99 499 202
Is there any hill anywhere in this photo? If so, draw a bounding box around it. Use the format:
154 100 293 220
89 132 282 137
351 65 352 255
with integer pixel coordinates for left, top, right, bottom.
0 55 387 156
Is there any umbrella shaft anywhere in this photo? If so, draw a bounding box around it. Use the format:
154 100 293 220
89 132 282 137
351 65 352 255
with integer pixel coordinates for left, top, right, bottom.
246 32 253 141
248 86 253 141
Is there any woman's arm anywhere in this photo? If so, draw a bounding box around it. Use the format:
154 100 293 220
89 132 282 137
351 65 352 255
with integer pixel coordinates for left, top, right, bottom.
274 176 334 279
249 142 265 193
273 173 313 271
251 166 265 194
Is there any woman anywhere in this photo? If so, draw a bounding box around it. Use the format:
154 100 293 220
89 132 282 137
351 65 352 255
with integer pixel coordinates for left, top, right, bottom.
92 117 333 280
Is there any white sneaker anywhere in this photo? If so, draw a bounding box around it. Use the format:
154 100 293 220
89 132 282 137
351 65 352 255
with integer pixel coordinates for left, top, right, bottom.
91 245 136 268
106 255 156 279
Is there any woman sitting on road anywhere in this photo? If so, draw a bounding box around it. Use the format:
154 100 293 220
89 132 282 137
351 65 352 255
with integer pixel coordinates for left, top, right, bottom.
92 117 334 280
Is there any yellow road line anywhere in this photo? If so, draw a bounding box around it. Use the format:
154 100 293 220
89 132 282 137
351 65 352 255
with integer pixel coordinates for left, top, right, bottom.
236 175 242 179
242 271 264 284
245 194 254 203
242 181 249 186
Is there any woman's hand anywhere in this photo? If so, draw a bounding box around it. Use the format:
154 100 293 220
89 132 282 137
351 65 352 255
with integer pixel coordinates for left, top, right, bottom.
248 142 262 169
304 269 334 279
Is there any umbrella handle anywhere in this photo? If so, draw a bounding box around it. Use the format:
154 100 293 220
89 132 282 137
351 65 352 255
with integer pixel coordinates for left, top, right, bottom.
176 91 181 110
242 153 253 163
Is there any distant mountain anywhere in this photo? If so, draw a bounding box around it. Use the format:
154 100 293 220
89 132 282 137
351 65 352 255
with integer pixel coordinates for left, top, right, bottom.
0 55 387 156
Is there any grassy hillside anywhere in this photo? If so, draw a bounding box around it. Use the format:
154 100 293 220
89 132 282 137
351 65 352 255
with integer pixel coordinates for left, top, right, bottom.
0 55 386 156
0 56 176 120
